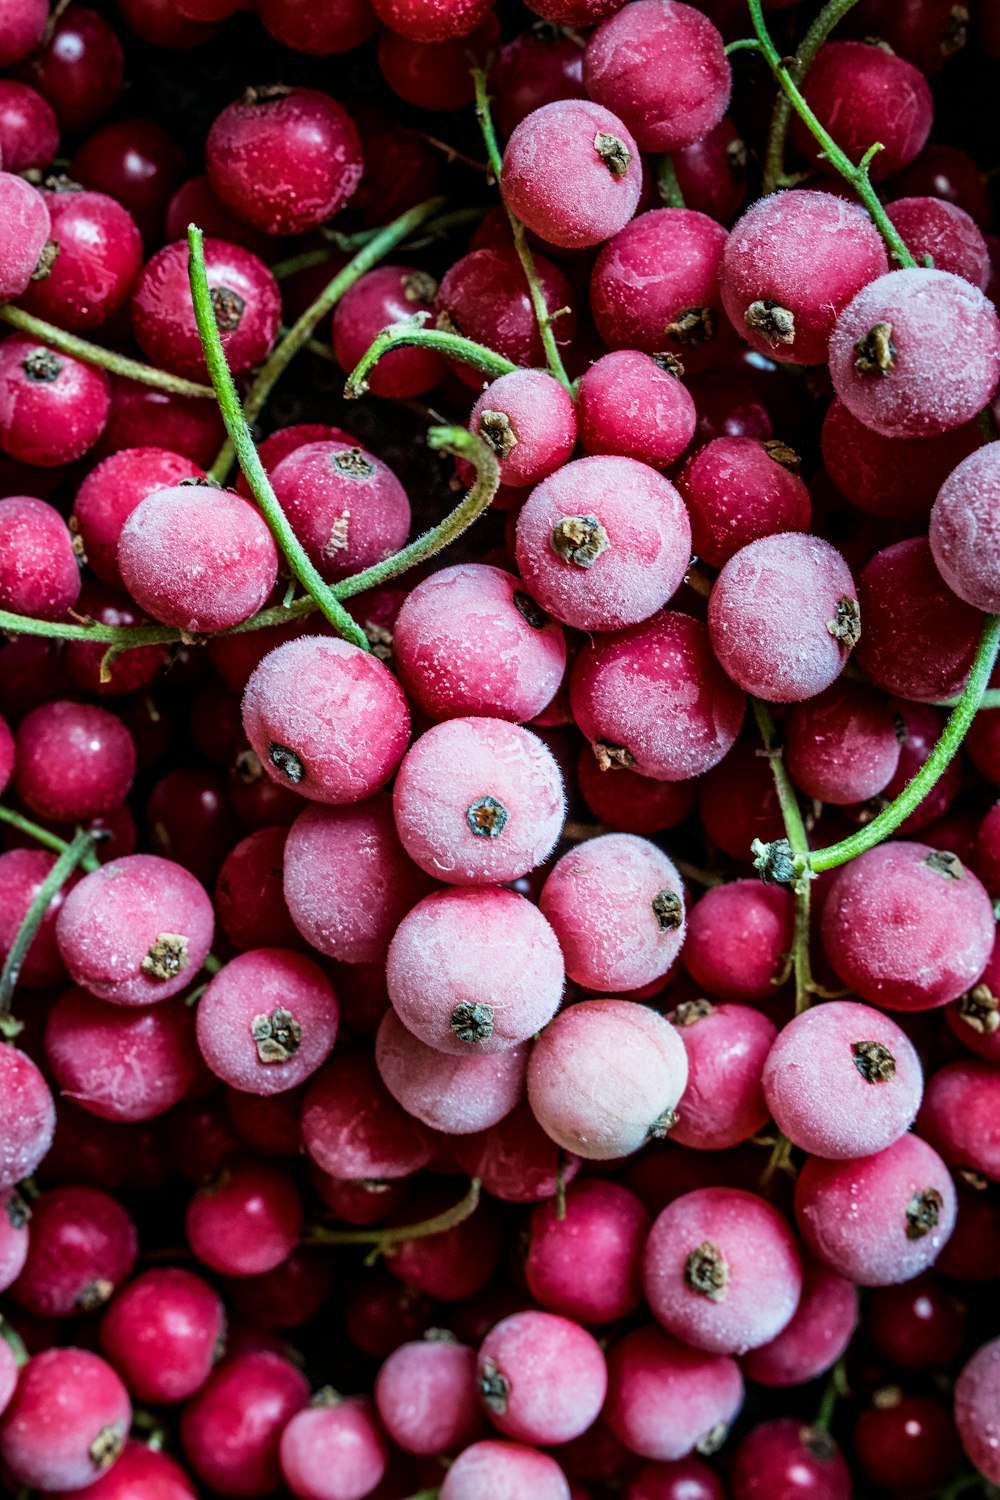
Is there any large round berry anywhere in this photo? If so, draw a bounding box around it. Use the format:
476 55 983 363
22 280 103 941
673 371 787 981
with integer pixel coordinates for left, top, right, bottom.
268 440 410 583
0 496 81 622
14 701 135 823
0 173 50 300
19 188 143 331
930 441 1000 613
0 336 109 466
0 1348 131 1492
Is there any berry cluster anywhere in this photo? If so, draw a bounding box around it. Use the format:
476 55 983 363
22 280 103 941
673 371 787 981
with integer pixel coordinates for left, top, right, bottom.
0 1 999 1498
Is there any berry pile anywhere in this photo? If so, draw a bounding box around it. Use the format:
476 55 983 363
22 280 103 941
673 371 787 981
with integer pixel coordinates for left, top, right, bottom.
1 1 1000 1498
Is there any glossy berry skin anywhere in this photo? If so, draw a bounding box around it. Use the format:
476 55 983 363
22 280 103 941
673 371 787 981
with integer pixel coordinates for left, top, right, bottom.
180 1353 310 1497
0 1348 130 1492
207 88 362 236
435 247 576 383
20 190 143 332
24 7 125 135
132 238 280 382
440 1440 571 1500
377 15 499 111
855 538 981 702
742 1259 857 1387
186 1163 302 1278
234 423 353 501
822 397 978 523
0 1046 55 1192
98 379 223 469
0 496 80 622
829 268 1000 439
916 1060 1000 1182
673 116 748 224
55 853 215 1007
376 1006 526 1135
0 80 58 171
603 1323 743 1462
501 100 642 250
63 584 168 698
571 611 745 781
268 440 410 583
730 1420 851 1500
866 1272 965 1370
371 0 493 40
625 1459 726 1500
476 1311 607 1445
576 353 696 471
374 1336 482 1456
393 563 566 725
196 947 338 1096
48 1440 197 1500
70 117 184 245
279 1395 388 1500
45 988 196 1123
525 1179 650 1325
15 701 135 823
529 0 625 18
794 1133 957 1286
494 26 586 138
668 1001 775 1151
302 1051 435 1180
468 370 577 488
676 436 810 567
118 485 279 634
785 682 902 805
930 442 1000 613
333 266 445 398
821 842 994 1011
792 41 931 182
0 850 74 992
0 335 109 466
0 173 50 302
0 714 11 798
887 196 989 289
682 882 793 1002
854 1390 962 1494
387 886 564 1056
11 1185 136 1319
259 0 377 52
955 1337 1000 1483
242 636 411 806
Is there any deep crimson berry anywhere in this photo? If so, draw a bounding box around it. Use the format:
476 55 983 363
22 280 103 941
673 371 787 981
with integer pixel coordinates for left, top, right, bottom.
259 0 377 52
673 116 748 223
526 1179 650 1326
344 1271 433 1358
730 1419 851 1500
955 1337 1000 1482
855 1390 962 1494
100 1267 225 1404
333 266 445 399
917 1059 1000 1181
22 7 124 134
577 747 696 835
49 1439 198 1500
792 41 933 181
384 1187 503 1300
436 247 576 385
887 196 989 288
45 988 197 1122
11 1185 136 1319
889 143 993 229
866 1272 966 1370
227 1084 307 1159
0 335 109 466
455 1096 581 1205
146 766 241 884
186 1162 303 1277
14 701 134 824
214 828 300 952
856 537 981 702
0 81 58 172
821 397 978 522
527 0 625 18
268 440 410 583
71 118 186 245
494 25 586 138
677 436 810 567
0 1044 56 1190
20 188 143 331
97 379 224 469
302 1051 436 1179
576 352 696 471
115 0 222 47
180 1352 310 1497
377 16 499 111
62 583 169 698
225 1247 335 1331
370 0 493 40
0 0 46 65
0 496 80 622
0 1348 131 1491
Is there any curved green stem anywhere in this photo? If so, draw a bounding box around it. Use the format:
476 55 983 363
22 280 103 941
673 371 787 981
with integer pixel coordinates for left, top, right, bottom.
752 699 814 1014
209 196 447 482
0 304 215 399
0 829 95 1011
747 0 915 267
763 0 865 194
345 320 516 398
814 1359 849 1431
303 1178 481 1248
0 805 101 872
657 154 686 208
0 1314 28 1368
471 67 572 390
187 226 368 651
725 36 764 54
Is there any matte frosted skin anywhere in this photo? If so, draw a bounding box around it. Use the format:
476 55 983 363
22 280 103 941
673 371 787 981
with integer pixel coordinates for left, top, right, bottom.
668 1002 776 1151
476 1310 608 1444
590 208 728 358
0 849 74 990
268 440 411 584
279 1398 387 1500
886 196 990 288
0 334 110 466
784 682 902 805
333 265 445 399
930 442 1000 612
741 1260 858 1387
469 370 577 487
375 1007 527 1134
393 718 564 885
387 886 565 1055
720 191 889 365
370 0 492 41
828 269 1000 438
501 100 642 250
855 538 981 701
821 398 978 522
0 81 57 173
525 1179 650 1325
682 881 794 1002
821 842 994 1011
73 447 205 589
46 987 196 1122
955 1337 1000 1483
55 854 215 1007
0 497 81 621
643 1187 802 1355
584 0 731 152
570 611 745 781
791 41 932 181
763 1000 924 1160
576 352 697 471
540 834 686 992
0 1349 130 1493
241 636 411 806
527 998 689 1160
440 1441 571 1500
603 1324 743 1462
374 1339 482 1456
917 1061 1000 1182
301 1052 436 1179
454 1096 581 1203
676 436 811 567
0 1046 55 1192
794 1133 957 1286
0 173 50 299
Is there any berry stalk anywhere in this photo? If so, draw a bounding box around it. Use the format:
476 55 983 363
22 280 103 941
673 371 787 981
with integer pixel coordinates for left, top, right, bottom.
0 805 101 873
751 698 815 1015
344 319 517 397
762 0 865 194
0 828 95 1011
0 304 215 400
656 153 686 208
303 1177 481 1251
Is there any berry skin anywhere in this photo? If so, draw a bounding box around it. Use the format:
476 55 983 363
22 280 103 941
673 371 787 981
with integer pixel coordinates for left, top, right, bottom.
667 1001 776 1151
0 849 76 991
794 1133 957 1286
70 118 185 246
62 583 168 699
577 747 696 836
576 352 697 471
854 1389 962 1495
333 265 445 399
625 1458 726 1500
100 1268 225 1404
435 247 576 383
494 26 587 138
97 379 223 469
25 7 124 135
48 1440 198 1500
179 1352 310 1497
763 1000 924 1161
279 1394 388 1500
0 1347 131 1493
501 100 642 251
673 116 748 225
676 435 811 567
0 496 81 622
584 1 730 153
0 1190 29 1293
439 1440 572 1500
681 881 793 1002
792 41 932 180
206 88 363 236
821 397 978 522
19 189 144 331
268 440 411 583
374 1335 483 1456
0 0 47 65
11 1185 137 1319
455 1095 581 1205
0 1045 55 1191
784 682 902 806
730 1419 852 1500
866 1271 966 1370
259 0 377 53
56 853 215 1007
930 441 1000 613
302 1051 436 1180
886 196 990 288
916 1060 1000 1182
476 1310 608 1445
214 827 301 952
468 370 578 488
0 335 110 466
377 15 499 112
741 1259 857 1387
375 1007 528 1135
45 987 196 1122
955 1337 1000 1483
821 842 994 1011
370 0 494 40
0 80 59 172
14 701 135 823
0 173 51 300
186 1162 303 1277
525 1179 651 1326
603 1323 743 1462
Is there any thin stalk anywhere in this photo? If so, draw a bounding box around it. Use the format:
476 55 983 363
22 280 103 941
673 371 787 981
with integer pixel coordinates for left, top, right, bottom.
270 247 340 281
187 226 368 651
657 154 686 208
752 699 814 1014
0 305 215 399
209 196 447 482
760 1131 796 1186
934 689 1000 710
808 616 1000 874
725 36 764 53
471 67 572 390
0 829 95 1010
814 1359 849 1431
747 0 915 266
0 608 182 649
0 805 100 871
0 1314 28 1367
763 0 865 194
345 321 516 398
304 1178 481 1248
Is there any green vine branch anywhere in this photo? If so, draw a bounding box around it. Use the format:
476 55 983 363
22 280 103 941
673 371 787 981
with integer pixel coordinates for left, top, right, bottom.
345 316 517 398
303 1177 481 1259
0 304 215 399
0 829 95 1011
657 154 686 208
751 699 815 1014
0 806 101 873
763 0 864 194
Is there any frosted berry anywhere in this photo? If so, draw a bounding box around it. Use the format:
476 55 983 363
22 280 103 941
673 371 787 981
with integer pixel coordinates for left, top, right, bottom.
376 1007 527 1134
576 352 697 471
45 987 197 1122
0 1045 55 1191
676 435 811 567
887 195 990 288
0 850 74 992
930 441 1000 613
955 1337 1000 1483
525 1179 650 1325
741 1259 857 1387
0 81 58 172
0 174 50 301
214 827 300 952
667 1000 775 1151
440 1440 571 1500
14 701 135 823
0 335 109 466
468 370 577 488
0 1348 130 1493
0 0 47 65
374 1334 482 1456
603 1323 743 1462
455 1096 581 1206
435 247 576 382
0 496 81 622
268 440 410 583
476 1310 608 1445
916 1059 1000 1182
784 682 902 805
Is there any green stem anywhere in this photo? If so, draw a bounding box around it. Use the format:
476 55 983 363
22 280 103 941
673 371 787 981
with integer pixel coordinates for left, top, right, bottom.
934 689 1000 710
303 1178 481 1248
187 226 368 651
725 36 764 53
345 322 516 399
0 305 215 399
763 0 865 194
472 67 572 390
0 829 95 1011
0 608 181 649
202 953 223 976
747 0 915 266
269 246 341 281
657 154 686 208
814 1359 849 1431
752 699 814 1014
808 615 1000 875
0 1314 28 1367
0 805 100 872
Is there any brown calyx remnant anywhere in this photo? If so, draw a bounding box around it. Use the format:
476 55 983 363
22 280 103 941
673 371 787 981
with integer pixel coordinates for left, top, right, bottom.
761 438 802 473
4 1192 29 1230
649 1107 678 1140
77 1278 115 1312
269 743 305 784
672 998 716 1027
801 1425 839 1460
958 983 1000 1035
363 621 394 661
905 1187 944 1240
332 447 376 480
685 1241 730 1302
435 307 459 335
944 5 969 58
826 595 862 650
22 348 62 382
550 514 609 569
251 1006 302 1064
854 321 895 375
594 131 632 178
141 933 190 981
478 1358 510 1413
652 889 683 931
959 1168 989 1190
90 1425 126 1471
466 796 510 839
744 299 795 346
591 740 635 773
726 138 749 176
451 1001 495 1045
210 284 246 332
424 1327 458 1344
926 848 964 879
696 1423 729 1456
478 409 518 459
852 1039 896 1083
653 351 685 378
31 239 60 280
872 1386 903 1410
665 306 718 349
402 270 438 304
69 516 87 565
513 590 550 630
43 174 84 193
234 748 264 785
242 83 293 105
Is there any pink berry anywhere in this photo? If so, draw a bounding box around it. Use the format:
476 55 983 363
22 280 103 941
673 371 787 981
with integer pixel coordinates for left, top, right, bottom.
242 636 411 806
214 828 301 952
577 747 696 835
333 265 445 398
73 447 206 589
301 1051 435 1179
676 436 811 567
100 1267 225 1404
0 850 74 991
477 1310 607 1445
0 1190 29 1292
784 682 902 805
525 1179 651 1325
186 1162 302 1277
0 1050 55 1190
741 1259 857 1387
821 397 978 522
268 440 410 583
386 1185 503 1301
206 88 362 235
730 1419 851 1500
682 881 793 1002
527 998 689 1159
278 1395 387 1500
0 496 81 622
98 378 223 468
821 842 994 1011
375 1334 482 1456
792 41 932 181
435 247 576 382
375 1008 527 1134
440 1440 571 1500
916 1060 1000 1182
11 1185 136 1319
180 1352 309 1496
0 80 58 173
48 1440 197 1500
930 441 1000 612
0 173 50 301
0 1347 131 1492
828 268 1000 438
387 886 564 1056
501 100 642 250
14 701 135 823
234 424 354 501
455 1095 581 1204
955 1336 1000 1483
45 987 196 1122
20 188 143 331
0 0 47 65
468 370 577 488
794 1133 957 1285
887 195 990 288
576 353 697 471
0 335 109 466
571 610 745 781
196 948 338 1096
603 1323 743 1462
667 1000 776 1151
584 1 730 152
56 853 215 1007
